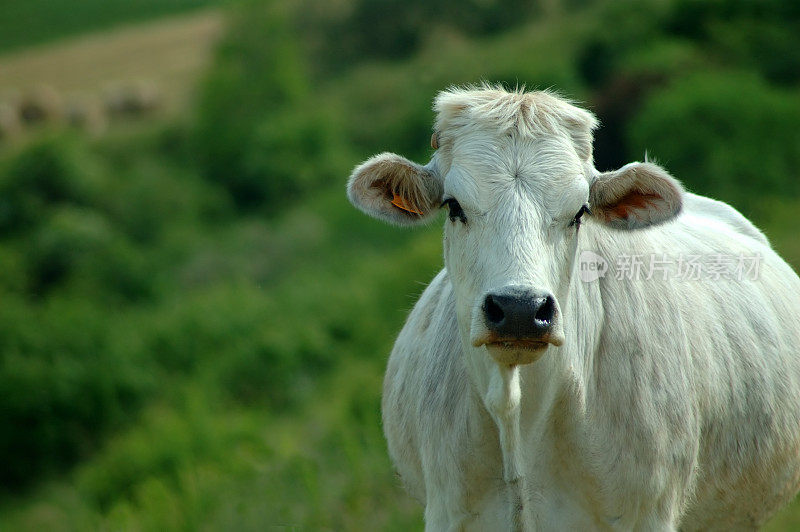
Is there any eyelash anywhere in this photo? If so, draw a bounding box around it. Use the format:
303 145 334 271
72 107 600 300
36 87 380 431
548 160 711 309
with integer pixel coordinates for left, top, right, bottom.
569 204 591 227
440 200 588 227
441 198 467 224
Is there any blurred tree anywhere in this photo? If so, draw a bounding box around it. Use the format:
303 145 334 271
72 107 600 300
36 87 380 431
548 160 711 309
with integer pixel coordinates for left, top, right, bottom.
0 137 98 234
194 0 312 210
667 0 800 85
297 0 542 77
0 297 153 491
627 72 800 209
5 0 800 524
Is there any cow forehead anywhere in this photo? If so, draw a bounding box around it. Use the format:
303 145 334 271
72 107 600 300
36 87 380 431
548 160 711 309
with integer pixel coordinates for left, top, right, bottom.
443 132 587 217
449 130 581 179
430 87 594 217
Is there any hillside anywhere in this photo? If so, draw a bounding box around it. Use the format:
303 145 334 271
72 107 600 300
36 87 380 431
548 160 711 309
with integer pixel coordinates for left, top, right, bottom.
0 10 223 123
0 0 224 53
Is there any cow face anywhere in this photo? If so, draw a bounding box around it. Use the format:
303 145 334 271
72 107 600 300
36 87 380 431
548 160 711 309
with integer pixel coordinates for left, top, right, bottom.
348 87 683 366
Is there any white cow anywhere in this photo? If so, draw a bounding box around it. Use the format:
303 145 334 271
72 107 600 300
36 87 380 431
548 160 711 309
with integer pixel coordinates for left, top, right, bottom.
347 86 800 530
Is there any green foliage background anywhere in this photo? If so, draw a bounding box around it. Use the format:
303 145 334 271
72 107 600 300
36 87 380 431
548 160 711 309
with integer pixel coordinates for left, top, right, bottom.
1 0 800 529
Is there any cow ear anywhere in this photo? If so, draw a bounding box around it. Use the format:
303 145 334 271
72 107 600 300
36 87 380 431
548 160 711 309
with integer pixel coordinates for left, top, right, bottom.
589 162 683 230
347 152 442 226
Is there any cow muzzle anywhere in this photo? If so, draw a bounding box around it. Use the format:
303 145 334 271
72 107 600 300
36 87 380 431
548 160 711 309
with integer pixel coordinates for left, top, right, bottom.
471 286 564 365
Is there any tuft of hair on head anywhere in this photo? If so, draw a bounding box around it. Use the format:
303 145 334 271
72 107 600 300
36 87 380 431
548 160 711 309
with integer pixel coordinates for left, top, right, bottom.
433 83 599 162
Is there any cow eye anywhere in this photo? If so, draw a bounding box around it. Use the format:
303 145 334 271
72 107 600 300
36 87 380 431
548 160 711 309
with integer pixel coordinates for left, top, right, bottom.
441 198 467 223
570 204 591 227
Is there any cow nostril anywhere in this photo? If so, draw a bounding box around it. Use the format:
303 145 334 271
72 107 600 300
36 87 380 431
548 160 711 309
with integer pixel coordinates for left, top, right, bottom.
535 296 555 324
484 295 505 325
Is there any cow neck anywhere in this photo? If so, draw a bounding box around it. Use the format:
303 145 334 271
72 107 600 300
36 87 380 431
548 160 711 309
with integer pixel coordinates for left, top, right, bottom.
470 237 606 528
485 363 525 532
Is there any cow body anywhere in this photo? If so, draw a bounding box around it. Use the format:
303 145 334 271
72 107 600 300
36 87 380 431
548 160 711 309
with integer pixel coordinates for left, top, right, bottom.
347 87 800 530
384 197 800 530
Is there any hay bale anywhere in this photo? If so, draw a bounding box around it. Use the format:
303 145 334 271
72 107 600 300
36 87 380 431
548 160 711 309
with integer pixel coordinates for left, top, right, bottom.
18 85 64 125
104 80 161 118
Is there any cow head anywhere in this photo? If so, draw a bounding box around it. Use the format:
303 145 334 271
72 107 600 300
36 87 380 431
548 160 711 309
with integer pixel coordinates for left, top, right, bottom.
348 87 683 366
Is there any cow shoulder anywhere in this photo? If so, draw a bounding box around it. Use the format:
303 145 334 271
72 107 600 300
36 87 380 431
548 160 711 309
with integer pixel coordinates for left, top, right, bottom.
382 269 474 501
589 212 800 526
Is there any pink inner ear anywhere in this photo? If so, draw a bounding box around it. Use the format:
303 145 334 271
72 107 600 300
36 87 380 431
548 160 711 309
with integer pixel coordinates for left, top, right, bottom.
610 190 662 219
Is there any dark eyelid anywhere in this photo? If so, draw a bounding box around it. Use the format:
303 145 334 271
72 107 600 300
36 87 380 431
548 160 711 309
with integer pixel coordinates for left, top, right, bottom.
569 203 591 227
442 197 467 223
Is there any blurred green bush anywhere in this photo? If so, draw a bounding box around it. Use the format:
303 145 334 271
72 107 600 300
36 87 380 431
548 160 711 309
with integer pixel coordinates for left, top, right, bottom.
193 1 348 212
0 138 100 235
297 0 541 74
0 131 229 490
3 0 800 528
0 296 154 489
628 72 800 207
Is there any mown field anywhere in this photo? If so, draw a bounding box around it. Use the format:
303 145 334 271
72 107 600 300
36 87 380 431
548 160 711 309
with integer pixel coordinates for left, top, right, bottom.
0 0 226 53
0 11 223 121
1 0 800 529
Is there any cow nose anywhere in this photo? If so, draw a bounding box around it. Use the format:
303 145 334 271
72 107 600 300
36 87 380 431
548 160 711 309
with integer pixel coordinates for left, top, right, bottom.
482 288 556 340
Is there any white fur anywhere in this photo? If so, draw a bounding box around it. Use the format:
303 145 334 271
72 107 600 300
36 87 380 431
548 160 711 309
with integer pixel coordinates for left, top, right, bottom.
350 87 800 530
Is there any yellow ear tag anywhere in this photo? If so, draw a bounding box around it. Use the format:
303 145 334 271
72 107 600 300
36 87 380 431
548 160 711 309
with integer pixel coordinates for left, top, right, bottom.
391 193 423 215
